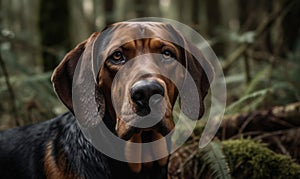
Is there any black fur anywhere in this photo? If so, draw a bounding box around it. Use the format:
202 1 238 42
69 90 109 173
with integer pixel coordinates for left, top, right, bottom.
0 112 167 179
0 112 110 178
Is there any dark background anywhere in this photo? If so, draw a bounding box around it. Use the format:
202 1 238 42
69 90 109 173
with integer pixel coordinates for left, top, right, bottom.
0 0 300 178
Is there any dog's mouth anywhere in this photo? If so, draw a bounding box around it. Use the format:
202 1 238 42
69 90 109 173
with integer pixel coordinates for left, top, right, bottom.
116 118 173 143
115 113 173 173
141 130 154 142
123 128 171 173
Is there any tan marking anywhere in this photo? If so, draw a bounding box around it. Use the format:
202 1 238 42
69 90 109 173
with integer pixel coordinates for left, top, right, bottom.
44 141 79 179
122 41 136 50
149 38 163 49
125 133 142 173
142 143 153 168
151 131 169 166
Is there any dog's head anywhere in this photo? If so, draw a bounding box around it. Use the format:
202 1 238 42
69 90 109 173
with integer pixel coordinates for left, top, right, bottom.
51 22 213 173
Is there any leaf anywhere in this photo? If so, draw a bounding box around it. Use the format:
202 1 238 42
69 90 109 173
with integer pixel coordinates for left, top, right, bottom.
225 88 270 115
226 82 295 115
198 142 231 179
225 74 245 84
229 31 255 43
244 66 271 95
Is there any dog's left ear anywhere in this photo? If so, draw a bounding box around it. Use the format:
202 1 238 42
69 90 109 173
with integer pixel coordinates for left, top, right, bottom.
51 32 100 113
164 24 214 120
182 41 214 120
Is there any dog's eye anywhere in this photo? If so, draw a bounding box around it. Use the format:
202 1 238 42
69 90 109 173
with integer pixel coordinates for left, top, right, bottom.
162 50 175 60
112 51 122 60
109 51 126 64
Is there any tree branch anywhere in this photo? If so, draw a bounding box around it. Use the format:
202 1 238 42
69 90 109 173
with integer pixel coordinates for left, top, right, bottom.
0 51 21 126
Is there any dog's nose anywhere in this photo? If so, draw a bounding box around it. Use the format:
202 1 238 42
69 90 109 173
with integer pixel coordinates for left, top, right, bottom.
130 80 164 115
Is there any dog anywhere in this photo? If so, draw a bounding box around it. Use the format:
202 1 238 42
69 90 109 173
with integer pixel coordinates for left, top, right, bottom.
0 21 213 179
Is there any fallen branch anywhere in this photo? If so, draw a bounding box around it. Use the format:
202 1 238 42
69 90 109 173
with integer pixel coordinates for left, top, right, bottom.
218 102 300 140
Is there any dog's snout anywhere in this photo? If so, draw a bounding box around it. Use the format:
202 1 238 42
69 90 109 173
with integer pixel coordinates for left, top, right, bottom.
130 80 164 115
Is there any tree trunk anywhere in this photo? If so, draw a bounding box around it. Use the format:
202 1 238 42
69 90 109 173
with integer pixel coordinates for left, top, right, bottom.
1 0 42 73
39 0 70 71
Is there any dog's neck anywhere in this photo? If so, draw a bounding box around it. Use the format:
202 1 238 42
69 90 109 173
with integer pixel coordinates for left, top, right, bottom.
102 111 170 179
107 157 169 179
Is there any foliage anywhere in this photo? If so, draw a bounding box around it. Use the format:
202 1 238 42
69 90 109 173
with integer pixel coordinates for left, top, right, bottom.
198 142 231 179
0 44 66 128
1 0 300 178
222 139 300 178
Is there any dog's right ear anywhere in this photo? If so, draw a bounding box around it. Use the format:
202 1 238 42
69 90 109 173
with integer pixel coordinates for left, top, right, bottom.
51 32 100 112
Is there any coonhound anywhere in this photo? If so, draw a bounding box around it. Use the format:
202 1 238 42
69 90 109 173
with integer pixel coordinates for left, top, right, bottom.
0 21 213 179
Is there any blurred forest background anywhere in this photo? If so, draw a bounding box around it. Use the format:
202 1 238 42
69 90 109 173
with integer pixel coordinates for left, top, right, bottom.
0 0 300 178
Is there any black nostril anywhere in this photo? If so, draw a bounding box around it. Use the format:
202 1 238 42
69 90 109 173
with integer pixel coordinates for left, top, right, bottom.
130 80 164 109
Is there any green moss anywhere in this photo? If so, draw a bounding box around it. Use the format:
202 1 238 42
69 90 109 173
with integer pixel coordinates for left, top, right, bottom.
222 139 300 179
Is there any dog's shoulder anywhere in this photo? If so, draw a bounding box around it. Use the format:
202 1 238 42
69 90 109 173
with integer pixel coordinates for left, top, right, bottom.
0 113 73 178
0 112 110 179
0 112 74 149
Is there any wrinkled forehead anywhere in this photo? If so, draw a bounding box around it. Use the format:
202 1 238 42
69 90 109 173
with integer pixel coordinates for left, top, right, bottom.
101 22 183 48
92 22 185 73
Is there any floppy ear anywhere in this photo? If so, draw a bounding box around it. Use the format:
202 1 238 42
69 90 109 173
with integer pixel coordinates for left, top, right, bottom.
163 24 213 120
182 42 214 120
51 32 100 112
